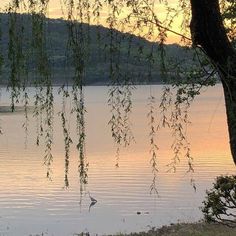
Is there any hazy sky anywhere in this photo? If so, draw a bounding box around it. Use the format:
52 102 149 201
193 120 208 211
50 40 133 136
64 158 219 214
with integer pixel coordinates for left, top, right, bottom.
0 0 187 43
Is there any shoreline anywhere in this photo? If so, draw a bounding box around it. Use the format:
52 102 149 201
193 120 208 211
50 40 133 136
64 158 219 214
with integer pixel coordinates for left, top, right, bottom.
0 81 221 88
104 222 236 236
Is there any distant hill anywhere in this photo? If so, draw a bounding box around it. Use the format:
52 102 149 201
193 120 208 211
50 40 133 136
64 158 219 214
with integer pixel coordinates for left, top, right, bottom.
0 13 193 85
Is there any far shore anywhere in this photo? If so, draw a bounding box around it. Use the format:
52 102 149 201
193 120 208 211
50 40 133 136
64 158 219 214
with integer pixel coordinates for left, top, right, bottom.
0 81 221 88
0 81 165 87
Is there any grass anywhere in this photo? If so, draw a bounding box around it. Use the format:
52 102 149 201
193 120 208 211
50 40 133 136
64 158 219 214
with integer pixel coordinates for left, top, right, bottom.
31 222 236 236
103 222 236 236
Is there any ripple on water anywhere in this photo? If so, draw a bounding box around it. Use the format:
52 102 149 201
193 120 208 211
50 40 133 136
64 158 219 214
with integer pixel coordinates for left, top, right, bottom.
0 85 235 235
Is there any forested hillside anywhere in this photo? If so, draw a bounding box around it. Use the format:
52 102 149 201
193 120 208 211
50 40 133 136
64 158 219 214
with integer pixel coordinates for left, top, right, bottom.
0 13 193 85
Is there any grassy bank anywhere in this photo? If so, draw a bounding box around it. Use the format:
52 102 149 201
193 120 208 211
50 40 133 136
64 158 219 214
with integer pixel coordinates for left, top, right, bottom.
104 222 236 236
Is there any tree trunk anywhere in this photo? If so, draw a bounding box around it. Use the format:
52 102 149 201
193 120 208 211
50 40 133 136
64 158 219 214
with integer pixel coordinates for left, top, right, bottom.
190 0 236 164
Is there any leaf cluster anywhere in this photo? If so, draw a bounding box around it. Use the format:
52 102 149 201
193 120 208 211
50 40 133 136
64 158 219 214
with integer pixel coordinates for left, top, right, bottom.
202 175 236 227
222 0 236 44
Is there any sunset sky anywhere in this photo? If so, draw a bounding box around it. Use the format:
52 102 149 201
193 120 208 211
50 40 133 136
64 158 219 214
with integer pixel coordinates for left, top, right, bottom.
0 0 188 44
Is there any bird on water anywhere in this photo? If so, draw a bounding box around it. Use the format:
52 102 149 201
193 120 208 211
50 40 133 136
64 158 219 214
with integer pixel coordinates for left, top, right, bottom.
88 191 97 203
87 191 97 212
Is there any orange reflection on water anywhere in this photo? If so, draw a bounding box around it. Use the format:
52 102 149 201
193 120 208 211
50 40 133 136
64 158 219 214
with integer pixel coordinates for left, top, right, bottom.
0 85 235 235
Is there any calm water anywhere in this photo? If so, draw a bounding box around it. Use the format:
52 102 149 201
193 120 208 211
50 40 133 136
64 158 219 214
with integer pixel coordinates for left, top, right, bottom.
0 84 235 236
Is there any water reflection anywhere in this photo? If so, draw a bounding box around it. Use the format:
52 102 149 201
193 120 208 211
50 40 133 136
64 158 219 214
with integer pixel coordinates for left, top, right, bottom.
0 85 235 235
0 85 232 191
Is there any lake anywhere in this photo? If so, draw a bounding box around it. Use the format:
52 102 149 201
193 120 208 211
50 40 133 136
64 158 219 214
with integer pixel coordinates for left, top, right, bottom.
0 84 235 236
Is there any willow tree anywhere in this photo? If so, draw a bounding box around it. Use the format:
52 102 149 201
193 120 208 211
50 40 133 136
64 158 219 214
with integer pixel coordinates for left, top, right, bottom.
0 0 235 185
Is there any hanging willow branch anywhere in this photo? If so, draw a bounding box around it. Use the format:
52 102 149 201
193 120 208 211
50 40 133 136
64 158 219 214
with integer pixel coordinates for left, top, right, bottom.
58 86 73 188
147 91 159 194
0 0 233 189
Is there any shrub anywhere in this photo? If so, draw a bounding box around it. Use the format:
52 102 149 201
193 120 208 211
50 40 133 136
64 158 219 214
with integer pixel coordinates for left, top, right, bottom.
202 175 236 227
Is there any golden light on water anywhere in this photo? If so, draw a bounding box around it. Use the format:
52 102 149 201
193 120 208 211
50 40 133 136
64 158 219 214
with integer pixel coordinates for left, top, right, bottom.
0 85 234 184
0 85 235 235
